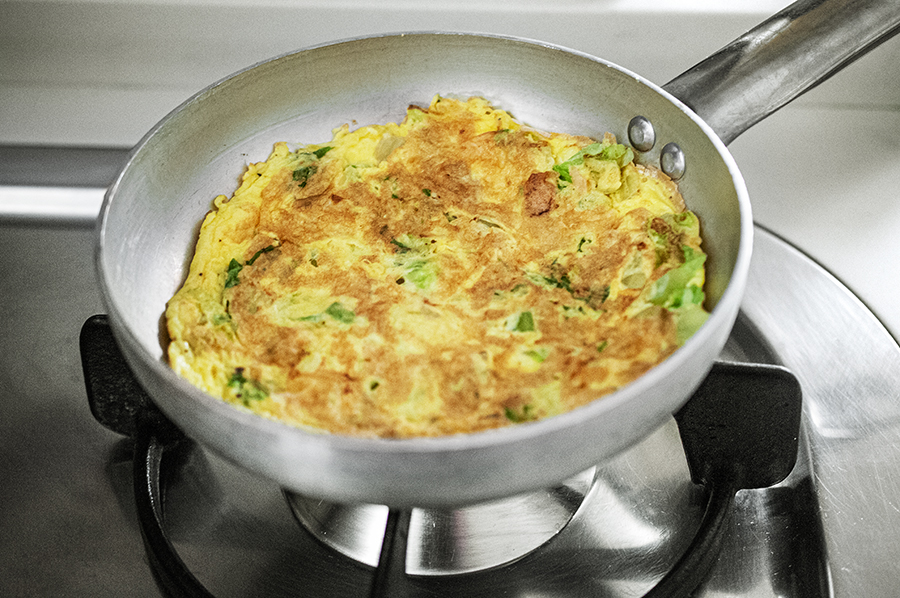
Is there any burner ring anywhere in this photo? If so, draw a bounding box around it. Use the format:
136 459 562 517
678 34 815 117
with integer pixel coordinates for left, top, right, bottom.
285 467 595 577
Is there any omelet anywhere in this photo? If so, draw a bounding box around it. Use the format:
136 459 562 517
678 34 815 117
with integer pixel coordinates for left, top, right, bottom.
165 96 709 438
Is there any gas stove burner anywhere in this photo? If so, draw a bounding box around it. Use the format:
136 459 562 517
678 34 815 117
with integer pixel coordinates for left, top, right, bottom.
286 466 596 576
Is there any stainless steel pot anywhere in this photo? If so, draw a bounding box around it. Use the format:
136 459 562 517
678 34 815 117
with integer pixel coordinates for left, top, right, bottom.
96 0 900 508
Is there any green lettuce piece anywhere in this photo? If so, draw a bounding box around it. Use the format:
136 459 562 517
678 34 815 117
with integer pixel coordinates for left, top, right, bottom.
392 234 439 292
663 211 700 237
646 246 710 344
598 143 634 165
553 144 598 183
648 246 706 309
403 259 438 291
675 303 710 345
552 142 634 183
647 228 669 267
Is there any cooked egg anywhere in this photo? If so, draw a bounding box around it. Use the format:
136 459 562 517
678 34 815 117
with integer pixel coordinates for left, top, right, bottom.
165 96 709 438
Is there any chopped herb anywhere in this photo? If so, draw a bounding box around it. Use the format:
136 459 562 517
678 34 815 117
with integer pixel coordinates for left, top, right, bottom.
561 304 586 318
505 404 536 423
210 313 232 326
380 176 402 200
324 302 355 324
444 212 458 222
292 145 332 187
369 380 380 391
298 301 356 325
496 283 531 299
227 368 268 405
422 188 432 197
223 243 280 289
390 234 433 253
542 271 574 293
528 263 608 308
525 347 549 363
298 313 324 323
224 259 243 289
509 311 535 333
576 236 592 253
292 164 318 188
593 286 611 305
246 244 276 265
597 340 609 353
390 238 412 253
310 258 318 267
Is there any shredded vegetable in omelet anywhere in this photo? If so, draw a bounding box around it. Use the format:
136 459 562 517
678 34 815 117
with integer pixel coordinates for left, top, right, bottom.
165 96 709 438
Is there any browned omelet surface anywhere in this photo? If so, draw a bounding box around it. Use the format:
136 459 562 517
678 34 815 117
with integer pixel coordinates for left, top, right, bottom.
166 96 709 438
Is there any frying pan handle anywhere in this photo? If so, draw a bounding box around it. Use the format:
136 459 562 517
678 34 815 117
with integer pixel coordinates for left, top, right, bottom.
663 0 900 146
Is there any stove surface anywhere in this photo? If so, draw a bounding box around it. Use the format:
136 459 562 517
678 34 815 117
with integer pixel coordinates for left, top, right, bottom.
2 219 899 596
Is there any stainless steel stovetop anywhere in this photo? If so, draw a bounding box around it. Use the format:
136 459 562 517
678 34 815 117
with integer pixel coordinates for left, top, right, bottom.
2 182 900 595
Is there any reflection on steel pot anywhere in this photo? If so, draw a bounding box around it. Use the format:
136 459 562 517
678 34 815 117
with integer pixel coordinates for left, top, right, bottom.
96 0 900 508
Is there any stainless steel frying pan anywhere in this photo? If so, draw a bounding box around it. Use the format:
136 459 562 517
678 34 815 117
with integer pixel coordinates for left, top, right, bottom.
96 0 900 508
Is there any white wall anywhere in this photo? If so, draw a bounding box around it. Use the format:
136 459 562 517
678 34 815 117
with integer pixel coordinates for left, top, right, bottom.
5 0 898 147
